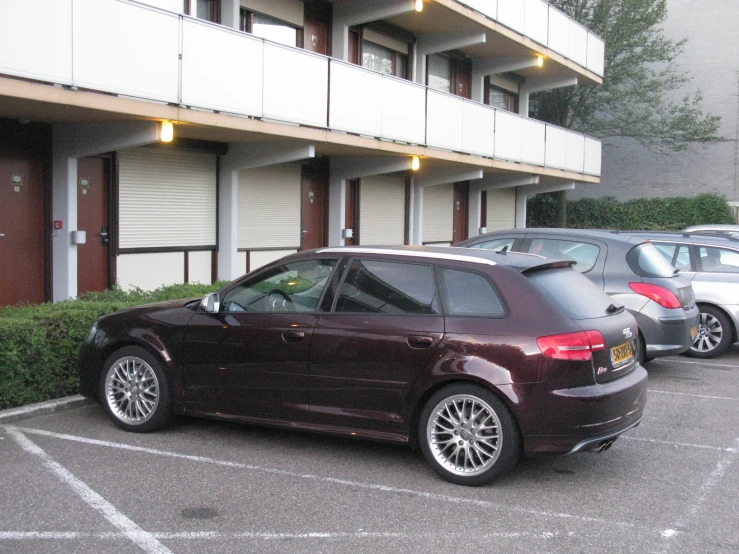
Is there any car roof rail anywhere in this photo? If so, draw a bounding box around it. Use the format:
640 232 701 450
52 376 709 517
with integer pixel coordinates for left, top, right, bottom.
611 230 739 243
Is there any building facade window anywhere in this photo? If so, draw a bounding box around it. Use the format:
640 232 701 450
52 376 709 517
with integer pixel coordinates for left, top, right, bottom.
488 85 519 113
362 41 407 78
196 0 220 23
428 54 452 94
240 10 299 48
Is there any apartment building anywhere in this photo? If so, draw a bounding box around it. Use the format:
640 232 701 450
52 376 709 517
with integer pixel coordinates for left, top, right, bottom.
0 0 604 305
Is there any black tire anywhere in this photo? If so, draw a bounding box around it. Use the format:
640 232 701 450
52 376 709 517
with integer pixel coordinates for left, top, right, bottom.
418 383 521 486
99 346 173 433
637 331 648 366
687 305 733 359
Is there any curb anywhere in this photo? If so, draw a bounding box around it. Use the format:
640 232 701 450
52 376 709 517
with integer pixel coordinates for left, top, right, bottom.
0 395 94 424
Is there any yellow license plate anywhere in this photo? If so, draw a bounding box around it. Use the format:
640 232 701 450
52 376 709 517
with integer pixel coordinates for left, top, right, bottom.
611 342 634 366
691 325 698 340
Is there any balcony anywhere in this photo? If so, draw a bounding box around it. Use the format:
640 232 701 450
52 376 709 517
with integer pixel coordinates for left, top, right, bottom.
457 0 605 77
0 0 601 177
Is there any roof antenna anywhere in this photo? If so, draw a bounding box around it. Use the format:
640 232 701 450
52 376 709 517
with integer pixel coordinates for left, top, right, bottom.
497 245 509 254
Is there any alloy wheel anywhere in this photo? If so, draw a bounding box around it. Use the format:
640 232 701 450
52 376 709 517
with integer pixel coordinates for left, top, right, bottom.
105 356 160 425
692 312 723 354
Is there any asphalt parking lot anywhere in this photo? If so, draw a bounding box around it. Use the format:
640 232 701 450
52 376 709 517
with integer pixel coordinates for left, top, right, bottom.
2 350 738 554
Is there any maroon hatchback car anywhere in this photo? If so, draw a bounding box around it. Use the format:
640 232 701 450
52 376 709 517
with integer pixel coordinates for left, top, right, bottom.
79 246 647 485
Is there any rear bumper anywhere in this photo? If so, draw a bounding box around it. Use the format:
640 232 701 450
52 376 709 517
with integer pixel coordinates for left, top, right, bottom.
519 366 648 455
636 305 699 358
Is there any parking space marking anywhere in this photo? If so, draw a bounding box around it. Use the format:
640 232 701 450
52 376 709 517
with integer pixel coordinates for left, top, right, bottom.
15 426 643 530
4 426 174 554
648 389 739 401
649 358 739 369
621 436 739 453
0 530 574 541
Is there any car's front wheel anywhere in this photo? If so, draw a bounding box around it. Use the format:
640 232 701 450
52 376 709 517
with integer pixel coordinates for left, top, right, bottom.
99 346 173 432
419 383 520 486
688 306 733 358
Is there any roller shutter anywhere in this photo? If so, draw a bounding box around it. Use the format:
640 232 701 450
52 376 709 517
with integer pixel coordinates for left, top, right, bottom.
422 184 454 243
238 164 301 249
118 148 216 249
486 188 516 231
359 176 405 245
240 0 304 27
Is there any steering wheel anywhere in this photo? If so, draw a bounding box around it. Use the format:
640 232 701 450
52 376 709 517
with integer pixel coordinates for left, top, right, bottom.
266 289 296 312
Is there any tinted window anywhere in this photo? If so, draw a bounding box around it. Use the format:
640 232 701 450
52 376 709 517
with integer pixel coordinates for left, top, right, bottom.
627 243 676 278
222 259 337 313
469 238 515 252
527 239 599 272
527 267 615 320
698 246 739 273
335 260 439 315
440 269 505 317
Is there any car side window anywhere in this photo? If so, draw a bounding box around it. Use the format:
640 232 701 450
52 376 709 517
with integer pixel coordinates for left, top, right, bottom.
675 245 691 271
468 238 515 252
439 269 506 317
698 246 739 273
654 243 677 263
334 259 440 315
221 259 337 313
527 239 600 273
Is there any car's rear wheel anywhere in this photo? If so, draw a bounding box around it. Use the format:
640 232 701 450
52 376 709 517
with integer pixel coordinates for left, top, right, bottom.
419 383 520 486
688 306 733 358
99 346 173 432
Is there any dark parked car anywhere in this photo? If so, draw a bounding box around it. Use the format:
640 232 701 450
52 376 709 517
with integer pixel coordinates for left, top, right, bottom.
79 246 647 486
458 229 699 363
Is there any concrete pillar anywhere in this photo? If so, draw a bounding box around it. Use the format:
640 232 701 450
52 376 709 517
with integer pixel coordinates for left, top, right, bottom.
467 183 483 238
519 77 578 116
412 181 424 245
328 173 347 247
221 0 240 30
515 188 528 229
471 57 539 105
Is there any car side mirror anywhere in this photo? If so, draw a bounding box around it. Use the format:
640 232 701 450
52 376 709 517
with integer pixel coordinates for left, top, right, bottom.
200 292 220 313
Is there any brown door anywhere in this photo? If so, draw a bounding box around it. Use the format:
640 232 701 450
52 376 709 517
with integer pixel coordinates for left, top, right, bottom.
344 179 358 246
300 167 326 251
304 16 328 55
454 70 472 99
0 146 46 306
452 182 469 245
77 157 110 295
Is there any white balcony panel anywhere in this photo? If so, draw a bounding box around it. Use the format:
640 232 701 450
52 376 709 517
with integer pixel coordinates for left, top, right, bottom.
524 0 549 46
520 118 546 166
565 132 585 173
462 101 495 158
587 33 605 76
497 0 525 33
329 62 382 137
182 20 263 116
584 137 602 176
136 0 183 12
494 111 523 163
545 125 567 170
547 6 570 60
381 77 426 144
460 0 497 20
0 0 72 84
427 91 464 152
568 20 588 68
73 0 179 102
263 43 328 127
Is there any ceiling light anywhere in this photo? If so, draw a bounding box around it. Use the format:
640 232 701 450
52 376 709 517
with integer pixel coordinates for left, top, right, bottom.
414 0 423 12
411 156 421 171
536 55 544 68
160 121 174 142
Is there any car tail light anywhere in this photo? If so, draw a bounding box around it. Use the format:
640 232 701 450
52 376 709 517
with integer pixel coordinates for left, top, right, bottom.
537 330 606 361
629 282 682 309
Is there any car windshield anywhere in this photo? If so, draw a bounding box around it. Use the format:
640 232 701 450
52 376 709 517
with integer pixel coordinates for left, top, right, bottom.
526 267 615 319
627 243 677 278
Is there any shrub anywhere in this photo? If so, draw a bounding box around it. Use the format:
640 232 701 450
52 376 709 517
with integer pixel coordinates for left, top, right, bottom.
0 282 225 410
527 193 735 230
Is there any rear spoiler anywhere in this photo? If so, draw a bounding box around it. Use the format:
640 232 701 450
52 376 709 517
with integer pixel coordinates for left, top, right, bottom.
521 260 577 274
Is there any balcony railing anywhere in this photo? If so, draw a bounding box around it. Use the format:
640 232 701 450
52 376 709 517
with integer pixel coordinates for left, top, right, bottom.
458 0 605 77
0 0 601 177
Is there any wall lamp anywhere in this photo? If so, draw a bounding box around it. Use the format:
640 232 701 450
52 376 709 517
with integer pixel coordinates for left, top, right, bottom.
536 55 544 68
411 156 421 171
160 121 174 142
414 0 423 13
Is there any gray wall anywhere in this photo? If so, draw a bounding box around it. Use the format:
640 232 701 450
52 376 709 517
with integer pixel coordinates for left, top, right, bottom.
571 0 739 201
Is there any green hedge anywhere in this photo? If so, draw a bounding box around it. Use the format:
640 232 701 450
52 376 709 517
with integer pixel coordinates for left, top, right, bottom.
0 283 225 410
527 193 735 230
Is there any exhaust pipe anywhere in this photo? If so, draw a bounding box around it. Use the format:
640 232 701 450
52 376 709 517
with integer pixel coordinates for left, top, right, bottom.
596 440 614 453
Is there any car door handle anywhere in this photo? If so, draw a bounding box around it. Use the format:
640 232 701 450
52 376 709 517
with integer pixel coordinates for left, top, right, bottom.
407 335 435 349
282 331 306 343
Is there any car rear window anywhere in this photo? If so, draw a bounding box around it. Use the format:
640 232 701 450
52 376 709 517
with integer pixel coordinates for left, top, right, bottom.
526 267 616 320
439 269 506 317
627 242 677 278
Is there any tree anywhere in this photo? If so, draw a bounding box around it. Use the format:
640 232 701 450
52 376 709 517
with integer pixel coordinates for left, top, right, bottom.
530 0 721 225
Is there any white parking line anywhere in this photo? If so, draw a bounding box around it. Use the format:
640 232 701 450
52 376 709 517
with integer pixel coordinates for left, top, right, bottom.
621 436 739 454
4 427 173 554
648 389 739 401
14 426 640 529
649 358 739 369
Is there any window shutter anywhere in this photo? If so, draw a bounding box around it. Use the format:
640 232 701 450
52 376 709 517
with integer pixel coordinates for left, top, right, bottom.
422 184 454 243
359 176 405 245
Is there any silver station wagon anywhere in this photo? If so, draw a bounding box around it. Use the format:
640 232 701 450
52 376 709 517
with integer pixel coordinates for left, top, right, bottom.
629 232 739 358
